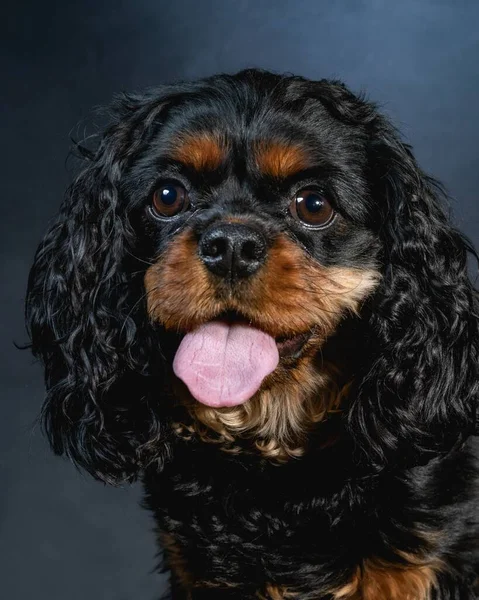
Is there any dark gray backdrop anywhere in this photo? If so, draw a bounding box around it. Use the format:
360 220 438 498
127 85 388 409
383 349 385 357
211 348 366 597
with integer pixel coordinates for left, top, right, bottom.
2 1 478 599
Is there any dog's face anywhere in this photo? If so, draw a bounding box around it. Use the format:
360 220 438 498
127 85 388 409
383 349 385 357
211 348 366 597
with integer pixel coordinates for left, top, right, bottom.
127 83 381 455
27 70 478 480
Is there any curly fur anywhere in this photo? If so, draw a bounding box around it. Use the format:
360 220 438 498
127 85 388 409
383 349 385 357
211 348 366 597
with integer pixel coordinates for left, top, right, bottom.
26 69 479 598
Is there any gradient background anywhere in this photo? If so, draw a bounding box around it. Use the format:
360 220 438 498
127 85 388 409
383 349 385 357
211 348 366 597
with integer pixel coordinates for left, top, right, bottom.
2 1 479 598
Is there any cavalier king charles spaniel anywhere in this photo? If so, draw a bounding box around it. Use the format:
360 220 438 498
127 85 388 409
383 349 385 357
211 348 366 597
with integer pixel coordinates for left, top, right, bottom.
26 69 479 599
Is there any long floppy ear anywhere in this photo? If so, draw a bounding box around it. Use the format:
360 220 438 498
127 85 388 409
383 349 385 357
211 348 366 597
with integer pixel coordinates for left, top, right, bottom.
348 110 479 468
25 92 177 483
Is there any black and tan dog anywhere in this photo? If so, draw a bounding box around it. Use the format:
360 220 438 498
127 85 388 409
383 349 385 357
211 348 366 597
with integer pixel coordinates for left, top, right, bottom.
26 69 479 599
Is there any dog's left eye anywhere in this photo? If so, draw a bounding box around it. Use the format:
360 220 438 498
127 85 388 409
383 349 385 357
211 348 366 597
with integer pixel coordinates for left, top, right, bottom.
151 184 190 218
290 189 335 229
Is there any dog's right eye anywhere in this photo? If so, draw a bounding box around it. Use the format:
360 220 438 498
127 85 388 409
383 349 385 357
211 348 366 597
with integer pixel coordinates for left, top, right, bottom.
151 184 190 218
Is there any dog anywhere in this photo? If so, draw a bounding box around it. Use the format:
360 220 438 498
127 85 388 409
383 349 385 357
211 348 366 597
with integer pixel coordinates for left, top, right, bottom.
26 69 479 599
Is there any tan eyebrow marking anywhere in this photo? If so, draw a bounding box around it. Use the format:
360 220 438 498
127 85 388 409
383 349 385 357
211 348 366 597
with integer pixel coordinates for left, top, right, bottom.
170 132 227 171
255 141 309 178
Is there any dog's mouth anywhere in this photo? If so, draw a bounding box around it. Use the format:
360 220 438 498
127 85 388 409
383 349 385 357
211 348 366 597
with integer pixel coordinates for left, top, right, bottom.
172 311 314 408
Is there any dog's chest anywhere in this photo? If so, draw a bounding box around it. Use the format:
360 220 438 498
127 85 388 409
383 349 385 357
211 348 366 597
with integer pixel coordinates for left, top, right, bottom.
143 444 392 586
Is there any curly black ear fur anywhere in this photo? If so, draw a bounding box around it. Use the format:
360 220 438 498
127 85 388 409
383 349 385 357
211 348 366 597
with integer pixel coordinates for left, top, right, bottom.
25 91 180 483
322 87 479 468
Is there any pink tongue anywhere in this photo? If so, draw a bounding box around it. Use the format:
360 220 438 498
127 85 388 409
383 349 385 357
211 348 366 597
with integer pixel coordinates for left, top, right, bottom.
173 322 279 407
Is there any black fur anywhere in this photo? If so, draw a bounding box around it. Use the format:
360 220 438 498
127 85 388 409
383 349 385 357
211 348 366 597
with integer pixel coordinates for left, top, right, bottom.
26 69 478 598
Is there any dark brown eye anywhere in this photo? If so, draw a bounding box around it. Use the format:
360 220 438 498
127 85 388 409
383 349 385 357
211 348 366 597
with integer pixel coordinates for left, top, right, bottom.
290 189 335 228
151 183 189 218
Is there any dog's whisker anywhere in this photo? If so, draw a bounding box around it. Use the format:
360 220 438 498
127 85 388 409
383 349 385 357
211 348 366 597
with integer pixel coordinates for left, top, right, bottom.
125 248 156 266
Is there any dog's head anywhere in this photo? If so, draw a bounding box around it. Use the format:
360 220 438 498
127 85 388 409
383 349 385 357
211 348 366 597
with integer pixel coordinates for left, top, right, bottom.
26 69 479 482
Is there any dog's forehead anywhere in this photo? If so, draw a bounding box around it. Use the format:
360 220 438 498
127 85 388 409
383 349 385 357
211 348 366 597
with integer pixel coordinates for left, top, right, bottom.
155 95 358 180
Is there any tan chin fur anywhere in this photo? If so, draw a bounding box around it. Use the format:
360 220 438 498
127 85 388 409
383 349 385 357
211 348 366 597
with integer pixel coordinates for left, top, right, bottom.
172 359 351 461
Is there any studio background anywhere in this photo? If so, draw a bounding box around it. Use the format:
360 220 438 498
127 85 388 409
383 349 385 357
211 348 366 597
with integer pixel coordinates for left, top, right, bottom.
2 1 478 599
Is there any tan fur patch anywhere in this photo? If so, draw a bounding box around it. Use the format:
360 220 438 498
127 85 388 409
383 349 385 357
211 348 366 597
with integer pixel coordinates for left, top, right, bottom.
257 584 298 599
170 131 227 171
160 532 239 595
160 533 193 595
255 141 309 178
331 558 441 600
145 230 380 458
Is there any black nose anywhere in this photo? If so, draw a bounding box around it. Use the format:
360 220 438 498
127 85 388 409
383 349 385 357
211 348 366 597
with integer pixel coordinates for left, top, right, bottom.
198 223 267 279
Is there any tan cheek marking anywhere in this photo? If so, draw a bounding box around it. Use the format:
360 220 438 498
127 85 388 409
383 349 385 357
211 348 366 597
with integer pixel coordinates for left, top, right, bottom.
255 141 309 178
144 230 222 331
170 131 227 171
241 234 380 338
